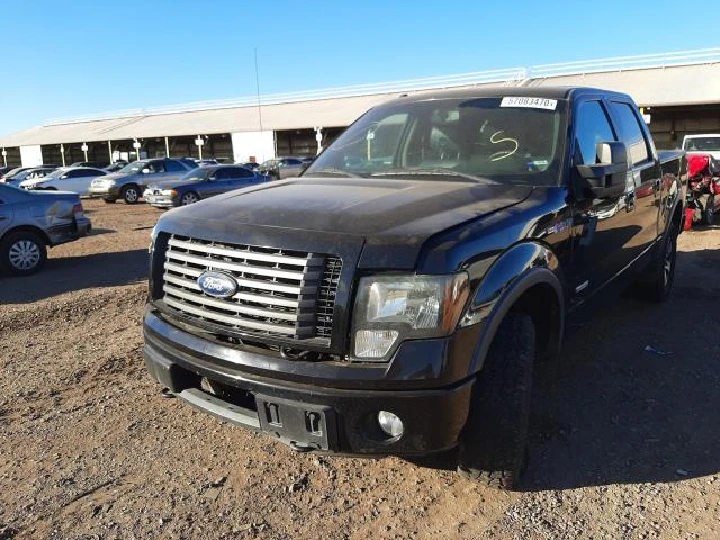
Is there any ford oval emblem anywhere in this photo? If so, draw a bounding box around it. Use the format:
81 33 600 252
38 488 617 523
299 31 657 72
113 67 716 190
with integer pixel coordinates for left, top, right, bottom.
197 271 238 299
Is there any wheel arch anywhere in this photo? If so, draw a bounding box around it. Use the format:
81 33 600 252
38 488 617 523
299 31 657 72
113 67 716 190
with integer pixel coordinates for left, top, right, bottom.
1 224 51 246
463 242 566 376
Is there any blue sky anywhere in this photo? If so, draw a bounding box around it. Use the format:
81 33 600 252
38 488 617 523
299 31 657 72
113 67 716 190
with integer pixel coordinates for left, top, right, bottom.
0 0 716 136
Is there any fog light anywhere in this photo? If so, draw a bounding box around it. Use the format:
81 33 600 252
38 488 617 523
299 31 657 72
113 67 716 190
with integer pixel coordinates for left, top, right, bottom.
354 330 398 359
378 411 404 438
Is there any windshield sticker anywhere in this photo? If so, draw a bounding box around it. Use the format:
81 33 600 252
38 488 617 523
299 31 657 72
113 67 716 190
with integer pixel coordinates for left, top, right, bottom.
500 97 558 110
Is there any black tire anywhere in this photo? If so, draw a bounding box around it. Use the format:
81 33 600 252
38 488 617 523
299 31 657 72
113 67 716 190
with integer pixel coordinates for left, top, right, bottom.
103 198 116 204
0 231 48 276
457 313 535 491
121 185 140 205
179 191 199 206
637 224 678 303
703 197 715 225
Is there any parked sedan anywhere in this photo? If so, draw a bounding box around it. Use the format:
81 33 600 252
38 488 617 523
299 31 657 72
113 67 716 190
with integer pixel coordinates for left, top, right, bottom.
70 161 108 169
19 167 107 196
104 161 128 173
88 158 192 204
0 184 91 276
143 165 267 207
258 157 308 180
2 167 56 187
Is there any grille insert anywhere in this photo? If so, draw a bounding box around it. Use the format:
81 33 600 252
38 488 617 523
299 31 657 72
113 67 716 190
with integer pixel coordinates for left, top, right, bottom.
160 235 340 346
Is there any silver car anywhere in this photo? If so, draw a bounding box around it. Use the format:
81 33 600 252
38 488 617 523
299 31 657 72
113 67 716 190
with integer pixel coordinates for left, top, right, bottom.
0 184 91 276
88 158 193 204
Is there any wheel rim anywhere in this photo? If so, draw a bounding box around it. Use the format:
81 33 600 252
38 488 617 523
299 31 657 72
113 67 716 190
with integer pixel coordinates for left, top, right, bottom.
181 193 198 205
663 236 675 290
125 188 138 202
8 240 40 270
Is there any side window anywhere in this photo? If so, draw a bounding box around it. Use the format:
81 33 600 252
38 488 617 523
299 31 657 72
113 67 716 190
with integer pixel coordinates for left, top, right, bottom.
214 168 229 180
224 167 253 179
574 101 617 165
148 161 165 173
609 102 651 165
68 170 85 178
165 160 186 173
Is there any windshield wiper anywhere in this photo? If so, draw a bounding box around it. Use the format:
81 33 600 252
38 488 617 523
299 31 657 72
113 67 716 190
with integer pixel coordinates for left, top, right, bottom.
370 169 499 184
303 168 363 178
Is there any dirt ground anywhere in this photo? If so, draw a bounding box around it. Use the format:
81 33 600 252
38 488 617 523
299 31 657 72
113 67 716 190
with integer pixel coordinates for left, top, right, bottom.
1 199 719 539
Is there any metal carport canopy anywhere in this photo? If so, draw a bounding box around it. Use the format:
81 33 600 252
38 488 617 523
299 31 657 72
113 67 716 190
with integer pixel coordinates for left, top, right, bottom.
2 58 720 148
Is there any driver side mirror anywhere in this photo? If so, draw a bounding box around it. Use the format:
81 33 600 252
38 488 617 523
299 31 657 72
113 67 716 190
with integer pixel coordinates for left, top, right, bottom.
574 141 628 198
207 175 216 181
60 174 68 179
142 168 150 174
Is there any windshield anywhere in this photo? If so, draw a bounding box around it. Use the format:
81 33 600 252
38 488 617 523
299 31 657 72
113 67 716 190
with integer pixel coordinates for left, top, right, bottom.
684 136 720 152
119 161 147 174
304 96 567 185
4 168 25 179
181 169 207 181
43 169 68 180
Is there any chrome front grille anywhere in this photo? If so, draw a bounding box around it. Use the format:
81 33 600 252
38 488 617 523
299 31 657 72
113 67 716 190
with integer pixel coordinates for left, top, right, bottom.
316 257 342 339
160 234 339 345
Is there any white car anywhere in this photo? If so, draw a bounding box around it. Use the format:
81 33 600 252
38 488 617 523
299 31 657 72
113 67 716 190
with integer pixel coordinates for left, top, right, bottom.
682 134 720 160
20 167 107 196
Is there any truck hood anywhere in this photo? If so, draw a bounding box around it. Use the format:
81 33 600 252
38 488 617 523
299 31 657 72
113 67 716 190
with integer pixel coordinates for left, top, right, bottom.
156 177 532 268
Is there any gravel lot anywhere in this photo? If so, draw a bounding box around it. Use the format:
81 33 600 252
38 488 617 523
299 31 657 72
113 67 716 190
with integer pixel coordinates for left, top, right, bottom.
1 199 719 539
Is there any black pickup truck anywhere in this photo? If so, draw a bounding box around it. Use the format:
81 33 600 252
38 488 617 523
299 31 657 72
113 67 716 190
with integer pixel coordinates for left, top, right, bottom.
143 87 686 490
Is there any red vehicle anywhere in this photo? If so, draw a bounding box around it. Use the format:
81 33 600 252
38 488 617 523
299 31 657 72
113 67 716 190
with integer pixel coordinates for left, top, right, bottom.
684 153 720 229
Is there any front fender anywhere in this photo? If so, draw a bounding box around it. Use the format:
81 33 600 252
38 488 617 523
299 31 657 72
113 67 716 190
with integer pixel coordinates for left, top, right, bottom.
460 242 565 375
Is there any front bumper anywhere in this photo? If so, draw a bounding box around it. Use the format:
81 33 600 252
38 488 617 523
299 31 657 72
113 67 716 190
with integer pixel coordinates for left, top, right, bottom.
46 216 92 245
144 309 473 456
144 191 175 207
89 185 120 198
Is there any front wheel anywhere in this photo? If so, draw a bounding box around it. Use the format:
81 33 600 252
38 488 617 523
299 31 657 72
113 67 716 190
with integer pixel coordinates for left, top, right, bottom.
180 191 199 206
121 185 140 205
0 231 48 276
457 313 535 490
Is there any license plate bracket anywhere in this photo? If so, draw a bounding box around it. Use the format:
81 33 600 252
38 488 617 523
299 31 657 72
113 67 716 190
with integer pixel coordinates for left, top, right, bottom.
255 395 337 451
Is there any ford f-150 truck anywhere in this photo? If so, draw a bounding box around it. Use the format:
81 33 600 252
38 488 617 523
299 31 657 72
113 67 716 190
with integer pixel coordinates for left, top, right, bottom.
143 87 686 490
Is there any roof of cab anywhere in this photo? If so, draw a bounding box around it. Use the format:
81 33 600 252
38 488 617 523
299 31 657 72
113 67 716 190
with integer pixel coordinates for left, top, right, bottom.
393 86 633 103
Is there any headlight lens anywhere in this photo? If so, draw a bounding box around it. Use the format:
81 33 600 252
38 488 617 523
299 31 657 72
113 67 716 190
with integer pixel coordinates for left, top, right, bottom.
161 189 177 196
352 273 469 360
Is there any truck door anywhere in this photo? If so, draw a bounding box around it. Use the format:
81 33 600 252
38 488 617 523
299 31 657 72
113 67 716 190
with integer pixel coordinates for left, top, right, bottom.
570 98 637 299
607 100 660 265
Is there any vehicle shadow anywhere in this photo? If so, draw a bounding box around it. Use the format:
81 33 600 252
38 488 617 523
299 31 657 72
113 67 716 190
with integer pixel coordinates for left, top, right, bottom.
0 249 148 304
88 227 116 236
524 247 720 490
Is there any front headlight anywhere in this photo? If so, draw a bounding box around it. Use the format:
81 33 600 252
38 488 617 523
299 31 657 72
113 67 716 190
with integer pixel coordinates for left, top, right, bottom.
106 180 116 187
161 189 177 196
352 273 469 360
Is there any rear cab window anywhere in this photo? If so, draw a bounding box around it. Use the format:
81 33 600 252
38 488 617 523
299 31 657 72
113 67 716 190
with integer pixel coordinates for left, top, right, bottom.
608 101 652 166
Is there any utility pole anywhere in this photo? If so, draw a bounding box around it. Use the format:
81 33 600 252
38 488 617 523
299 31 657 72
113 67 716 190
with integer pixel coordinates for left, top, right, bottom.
254 47 263 132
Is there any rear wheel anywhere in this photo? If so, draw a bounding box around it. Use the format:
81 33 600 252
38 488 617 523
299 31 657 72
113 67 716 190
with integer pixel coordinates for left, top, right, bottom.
180 191 199 206
0 231 47 276
121 185 140 205
637 224 678 303
457 313 535 490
